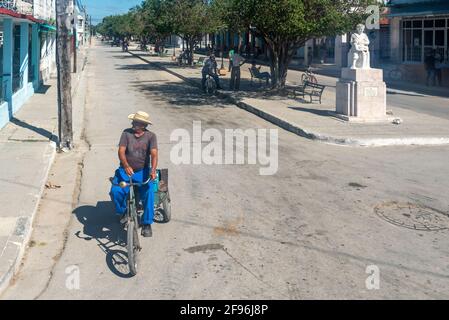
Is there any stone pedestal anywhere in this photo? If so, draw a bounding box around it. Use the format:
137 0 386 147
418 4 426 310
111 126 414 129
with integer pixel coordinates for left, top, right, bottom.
336 68 388 122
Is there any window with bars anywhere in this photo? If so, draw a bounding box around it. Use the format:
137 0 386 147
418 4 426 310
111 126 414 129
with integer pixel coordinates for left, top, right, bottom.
402 18 448 63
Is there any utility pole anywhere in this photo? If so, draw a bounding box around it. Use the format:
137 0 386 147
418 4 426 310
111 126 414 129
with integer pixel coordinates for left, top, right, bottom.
89 15 92 45
56 0 73 151
73 20 77 73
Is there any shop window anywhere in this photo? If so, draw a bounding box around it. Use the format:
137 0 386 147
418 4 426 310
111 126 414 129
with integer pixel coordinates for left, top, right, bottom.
413 20 422 28
424 30 433 46
435 30 445 46
424 20 434 28
403 20 424 62
13 25 22 93
402 18 448 63
435 19 446 28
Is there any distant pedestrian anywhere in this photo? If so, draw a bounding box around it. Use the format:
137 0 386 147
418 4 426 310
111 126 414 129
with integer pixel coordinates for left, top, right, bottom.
228 49 234 72
435 51 443 86
229 49 245 91
425 50 436 86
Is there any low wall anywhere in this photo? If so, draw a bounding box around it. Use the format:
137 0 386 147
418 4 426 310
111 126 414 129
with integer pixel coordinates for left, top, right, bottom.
0 101 10 129
0 82 35 130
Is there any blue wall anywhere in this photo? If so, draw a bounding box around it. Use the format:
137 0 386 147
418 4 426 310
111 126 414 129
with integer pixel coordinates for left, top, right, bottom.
0 19 40 130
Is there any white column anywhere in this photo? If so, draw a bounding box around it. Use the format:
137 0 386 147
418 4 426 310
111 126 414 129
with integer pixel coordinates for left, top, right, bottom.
20 22 30 89
390 17 401 63
335 34 348 68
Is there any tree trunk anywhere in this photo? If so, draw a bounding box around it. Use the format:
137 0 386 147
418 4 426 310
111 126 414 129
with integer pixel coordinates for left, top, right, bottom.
188 39 195 66
56 0 73 150
267 41 296 90
72 26 77 73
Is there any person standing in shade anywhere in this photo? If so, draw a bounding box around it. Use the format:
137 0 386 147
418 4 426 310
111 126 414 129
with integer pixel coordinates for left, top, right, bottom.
229 49 245 91
435 51 443 86
425 50 436 86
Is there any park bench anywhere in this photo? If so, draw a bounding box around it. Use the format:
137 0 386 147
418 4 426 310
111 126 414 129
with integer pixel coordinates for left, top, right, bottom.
293 81 326 104
249 67 270 86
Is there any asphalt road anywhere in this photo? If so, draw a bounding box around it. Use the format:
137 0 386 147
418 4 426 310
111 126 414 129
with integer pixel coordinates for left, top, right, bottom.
4 43 449 299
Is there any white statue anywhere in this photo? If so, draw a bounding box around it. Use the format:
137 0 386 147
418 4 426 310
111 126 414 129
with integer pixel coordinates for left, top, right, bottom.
348 24 370 69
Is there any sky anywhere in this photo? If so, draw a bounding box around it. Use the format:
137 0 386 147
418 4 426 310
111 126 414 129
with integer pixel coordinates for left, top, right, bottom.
82 0 143 25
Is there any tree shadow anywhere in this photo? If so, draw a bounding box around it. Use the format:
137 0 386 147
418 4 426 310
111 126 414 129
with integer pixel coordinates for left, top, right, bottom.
35 84 51 94
130 79 231 108
73 201 135 278
288 106 335 118
116 64 156 71
10 117 58 143
111 55 137 60
117 52 301 106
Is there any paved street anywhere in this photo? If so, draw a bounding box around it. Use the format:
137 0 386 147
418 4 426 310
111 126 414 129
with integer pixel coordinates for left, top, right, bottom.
3 42 449 299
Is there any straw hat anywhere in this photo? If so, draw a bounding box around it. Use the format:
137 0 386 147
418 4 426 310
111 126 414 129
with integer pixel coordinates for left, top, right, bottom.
128 111 152 125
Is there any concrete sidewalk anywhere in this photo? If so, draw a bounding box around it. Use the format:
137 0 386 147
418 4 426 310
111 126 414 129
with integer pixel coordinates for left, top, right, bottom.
195 51 449 99
0 48 88 294
128 48 449 147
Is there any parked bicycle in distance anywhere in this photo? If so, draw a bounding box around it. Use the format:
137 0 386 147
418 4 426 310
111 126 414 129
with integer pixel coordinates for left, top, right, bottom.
301 66 318 85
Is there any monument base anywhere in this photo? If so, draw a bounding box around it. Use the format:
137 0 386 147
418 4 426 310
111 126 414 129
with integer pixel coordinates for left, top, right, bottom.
333 114 396 123
336 68 388 122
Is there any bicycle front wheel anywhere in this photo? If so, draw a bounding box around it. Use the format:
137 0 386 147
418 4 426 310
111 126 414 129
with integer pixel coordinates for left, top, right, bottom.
127 219 140 276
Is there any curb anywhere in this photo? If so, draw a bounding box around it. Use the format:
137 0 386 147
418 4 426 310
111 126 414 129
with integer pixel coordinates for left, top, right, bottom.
0 142 56 296
127 50 449 147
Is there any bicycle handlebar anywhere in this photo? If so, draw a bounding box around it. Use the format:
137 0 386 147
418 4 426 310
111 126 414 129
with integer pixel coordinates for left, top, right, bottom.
109 176 153 188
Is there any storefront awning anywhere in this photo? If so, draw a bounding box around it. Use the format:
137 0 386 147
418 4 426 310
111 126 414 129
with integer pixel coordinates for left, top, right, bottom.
389 1 449 17
40 24 56 33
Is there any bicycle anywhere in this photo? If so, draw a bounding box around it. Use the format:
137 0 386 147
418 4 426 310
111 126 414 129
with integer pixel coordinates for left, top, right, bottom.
301 66 318 85
204 73 218 95
139 43 149 52
109 169 171 276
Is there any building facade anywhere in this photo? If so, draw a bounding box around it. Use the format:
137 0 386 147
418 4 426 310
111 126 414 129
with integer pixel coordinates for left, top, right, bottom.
0 0 89 130
34 0 56 82
0 0 44 128
72 0 87 48
388 0 449 86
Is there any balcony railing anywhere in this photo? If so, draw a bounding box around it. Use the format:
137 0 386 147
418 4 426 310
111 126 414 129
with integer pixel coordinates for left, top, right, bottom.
0 0 33 15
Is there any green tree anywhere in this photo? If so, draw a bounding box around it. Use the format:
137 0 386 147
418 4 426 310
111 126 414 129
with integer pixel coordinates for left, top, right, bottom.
139 0 173 52
167 0 222 65
216 0 377 89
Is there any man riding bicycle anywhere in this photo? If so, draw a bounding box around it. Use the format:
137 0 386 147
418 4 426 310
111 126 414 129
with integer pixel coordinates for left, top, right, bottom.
122 38 129 52
202 54 222 91
109 111 158 237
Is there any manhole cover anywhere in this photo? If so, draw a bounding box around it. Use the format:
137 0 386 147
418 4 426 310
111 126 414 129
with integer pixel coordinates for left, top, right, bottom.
374 202 449 231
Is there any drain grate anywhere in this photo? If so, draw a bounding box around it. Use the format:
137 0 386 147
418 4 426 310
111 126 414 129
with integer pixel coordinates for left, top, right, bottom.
374 201 449 231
